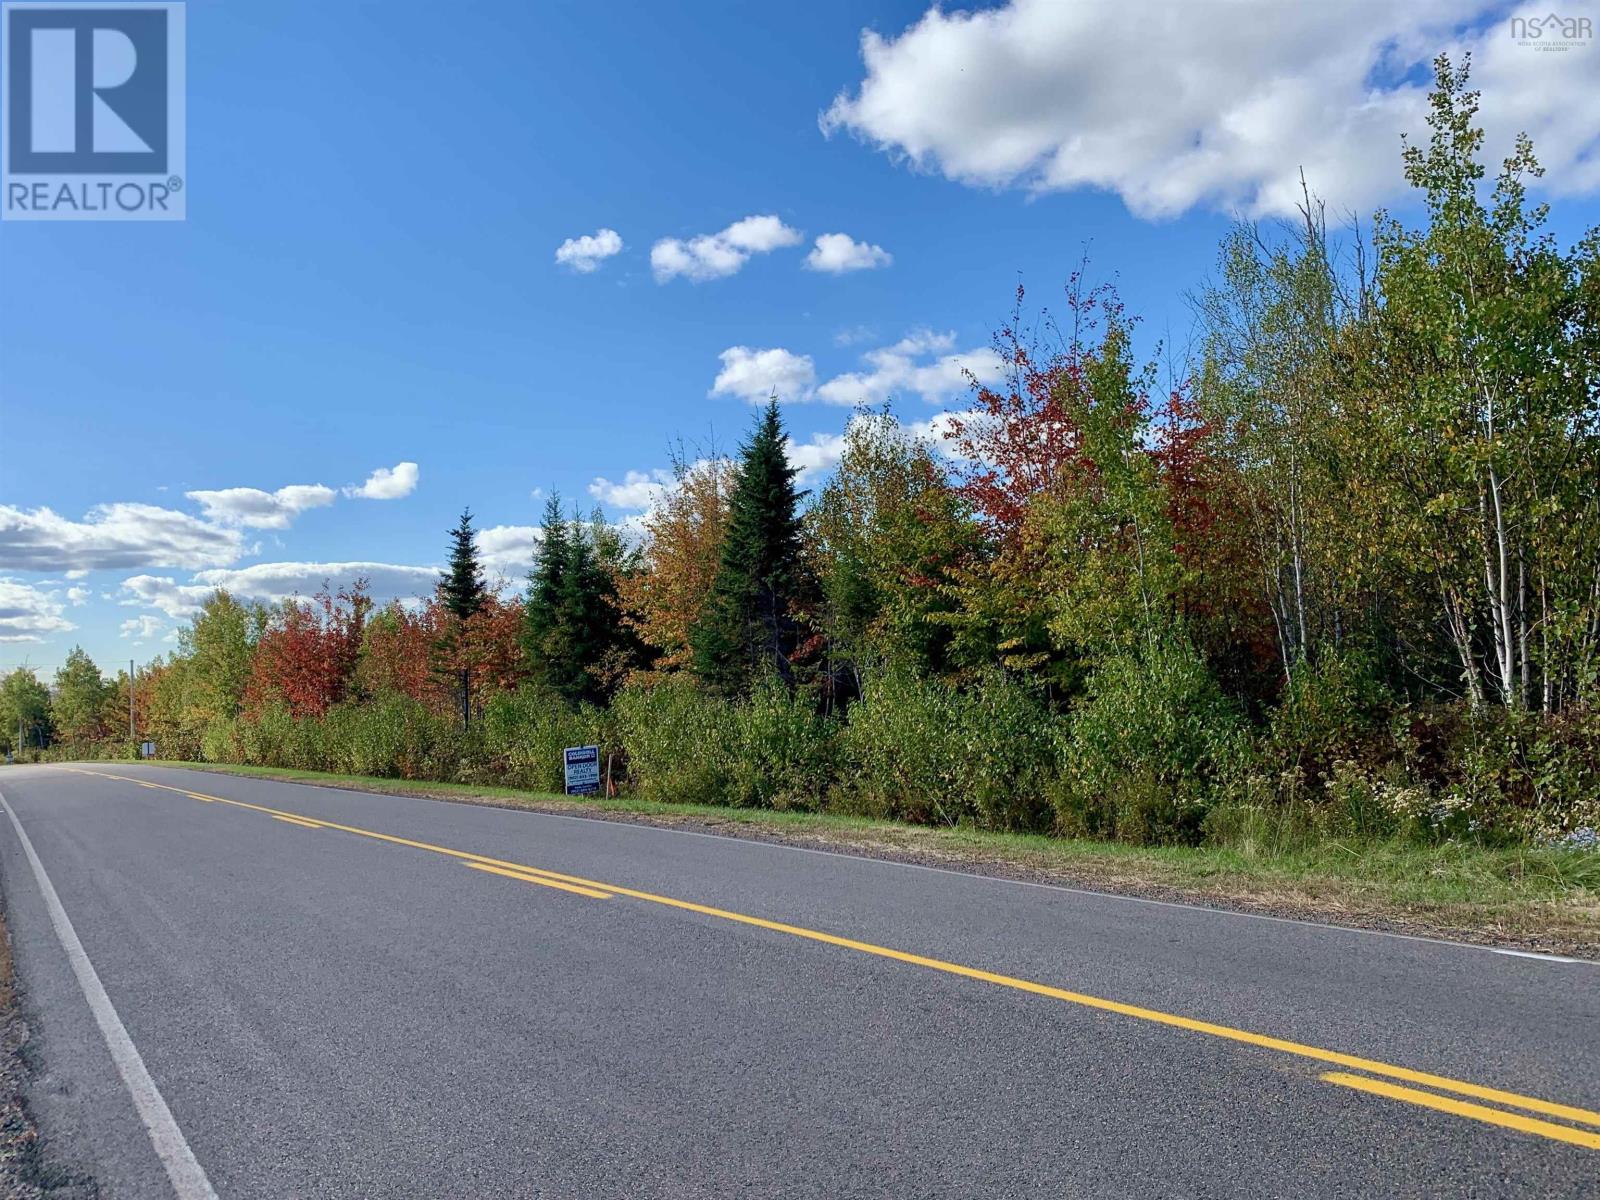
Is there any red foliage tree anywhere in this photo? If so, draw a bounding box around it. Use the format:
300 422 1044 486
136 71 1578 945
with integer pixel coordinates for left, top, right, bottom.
245 582 371 718
356 592 527 719
455 594 527 698
356 600 443 706
944 281 1112 540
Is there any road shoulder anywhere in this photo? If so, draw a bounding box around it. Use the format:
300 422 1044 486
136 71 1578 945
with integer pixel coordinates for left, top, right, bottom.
0 908 97 1199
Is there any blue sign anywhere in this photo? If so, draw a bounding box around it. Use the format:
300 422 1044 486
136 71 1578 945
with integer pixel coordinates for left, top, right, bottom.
563 744 600 796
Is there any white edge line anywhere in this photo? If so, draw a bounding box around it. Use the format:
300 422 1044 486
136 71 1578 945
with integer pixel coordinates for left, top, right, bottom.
1492 948 1587 964
0 785 218 1199
105 764 1600 967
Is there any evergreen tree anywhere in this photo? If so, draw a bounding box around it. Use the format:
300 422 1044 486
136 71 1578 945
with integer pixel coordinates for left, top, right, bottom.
441 509 486 619
439 509 486 726
691 399 805 693
525 499 634 704
524 499 569 681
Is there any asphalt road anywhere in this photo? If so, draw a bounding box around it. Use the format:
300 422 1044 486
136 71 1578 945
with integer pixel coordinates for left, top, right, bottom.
0 763 1595 1198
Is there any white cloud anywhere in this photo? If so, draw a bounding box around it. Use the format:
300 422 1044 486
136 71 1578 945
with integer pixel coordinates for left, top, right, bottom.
120 562 444 620
785 431 849 485
344 462 419 500
0 579 75 643
710 346 817 404
822 1 1600 219
651 214 804 283
119 574 216 619
554 227 624 273
66 586 89 606
779 411 978 488
906 408 988 462
805 232 892 273
477 525 542 576
120 615 165 642
588 469 674 512
190 561 441 606
185 482 335 529
0 503 244 572
816 331 1004 407
889 329 956 355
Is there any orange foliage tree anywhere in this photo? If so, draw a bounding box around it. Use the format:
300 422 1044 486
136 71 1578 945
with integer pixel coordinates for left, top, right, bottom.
618 454 735 673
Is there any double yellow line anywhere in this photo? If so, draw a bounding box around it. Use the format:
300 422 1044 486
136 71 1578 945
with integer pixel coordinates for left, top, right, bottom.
64 767 1600 1152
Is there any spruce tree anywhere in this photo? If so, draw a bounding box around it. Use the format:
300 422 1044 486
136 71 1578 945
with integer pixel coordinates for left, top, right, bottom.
441 509 486 619
691 399 804 693
524 495 570 678
525 500 632 704
439 509 485 726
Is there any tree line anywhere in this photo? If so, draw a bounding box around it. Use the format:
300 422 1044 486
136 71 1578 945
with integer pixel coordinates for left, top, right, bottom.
8 61 1598 849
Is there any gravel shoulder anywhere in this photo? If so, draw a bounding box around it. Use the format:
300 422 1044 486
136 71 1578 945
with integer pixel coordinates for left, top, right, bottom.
0 910 96 1200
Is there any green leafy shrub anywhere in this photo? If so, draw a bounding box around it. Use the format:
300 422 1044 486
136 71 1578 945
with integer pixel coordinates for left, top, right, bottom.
835 670 961 824
200 716 242 765
325 693 425 778
1265 650 1395 782
838 669 1057 830
615 676 735 805
480 685 613 793
1054 641 1244 845
724 679 838 810
1413 704 1600 844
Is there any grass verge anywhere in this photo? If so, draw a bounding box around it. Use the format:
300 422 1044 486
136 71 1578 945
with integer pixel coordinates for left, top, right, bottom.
144 760 1600 957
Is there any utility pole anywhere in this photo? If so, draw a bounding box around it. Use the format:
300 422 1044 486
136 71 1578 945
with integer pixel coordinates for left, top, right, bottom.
129 659 136 741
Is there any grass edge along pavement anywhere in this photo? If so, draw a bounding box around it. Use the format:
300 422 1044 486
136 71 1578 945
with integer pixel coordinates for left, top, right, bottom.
110 760 1600 958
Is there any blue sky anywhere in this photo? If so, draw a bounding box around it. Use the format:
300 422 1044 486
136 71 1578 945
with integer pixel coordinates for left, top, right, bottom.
2 0 1596 677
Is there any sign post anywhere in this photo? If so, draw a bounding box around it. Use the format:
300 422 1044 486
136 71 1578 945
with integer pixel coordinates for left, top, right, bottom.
563 745 600 796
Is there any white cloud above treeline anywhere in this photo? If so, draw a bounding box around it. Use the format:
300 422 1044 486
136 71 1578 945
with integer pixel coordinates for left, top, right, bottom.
710 346 817 403
588 470 674 512
121 561 442 619
185 483 335 529
121 574 215 619
709 331 1002 409
822 0 1600 218
590 408 975 528
1 461 420 581
651 215 804 283
0 503 244 573
554 228 624 273
120 614 165 642
805 233 892 273
477 525 542 576
0 578 75 643
344 462 419 500
816 330 1004 407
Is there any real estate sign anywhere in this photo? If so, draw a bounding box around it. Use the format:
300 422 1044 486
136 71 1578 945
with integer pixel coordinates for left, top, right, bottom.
563 744 600 796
